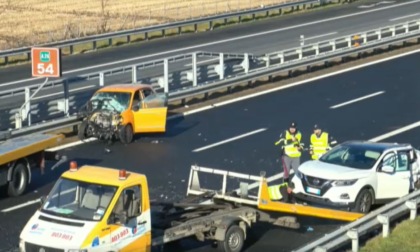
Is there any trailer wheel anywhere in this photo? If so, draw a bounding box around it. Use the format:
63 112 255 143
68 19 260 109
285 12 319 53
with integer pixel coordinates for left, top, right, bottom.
78 121 88 140
8 163 29 197
217 225 245 252
118 124 133 144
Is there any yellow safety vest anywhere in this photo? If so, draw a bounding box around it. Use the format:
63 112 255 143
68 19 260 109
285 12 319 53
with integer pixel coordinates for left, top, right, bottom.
268 183 288 200
284 131 302 158
310 132 329 160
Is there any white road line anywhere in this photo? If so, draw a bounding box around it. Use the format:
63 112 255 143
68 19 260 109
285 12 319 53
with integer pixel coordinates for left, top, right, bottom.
330 91 385 109
389 13 420 21
304 32 338 40
2 0 420 88
192 128 267 152
369 120 420 142
46 137 97 152
33 85 96 100
1 199 41 213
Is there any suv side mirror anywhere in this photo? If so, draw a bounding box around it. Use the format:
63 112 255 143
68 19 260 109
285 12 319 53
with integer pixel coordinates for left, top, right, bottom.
381 165 395 174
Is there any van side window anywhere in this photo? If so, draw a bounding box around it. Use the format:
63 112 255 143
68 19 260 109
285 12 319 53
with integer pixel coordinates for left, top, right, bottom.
110 185 142 223
132 91 141 109
142 88 152 98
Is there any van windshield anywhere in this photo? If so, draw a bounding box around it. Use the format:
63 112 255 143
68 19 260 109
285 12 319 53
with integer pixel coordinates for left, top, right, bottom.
89 91 131 113
40 178 117 221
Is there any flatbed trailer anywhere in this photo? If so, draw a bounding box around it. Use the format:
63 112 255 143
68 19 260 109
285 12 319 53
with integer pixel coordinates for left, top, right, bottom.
0 131 65 197
186 165 365 222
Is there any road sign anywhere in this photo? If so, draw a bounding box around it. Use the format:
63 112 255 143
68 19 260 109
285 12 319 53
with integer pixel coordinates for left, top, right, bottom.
31 47 62 78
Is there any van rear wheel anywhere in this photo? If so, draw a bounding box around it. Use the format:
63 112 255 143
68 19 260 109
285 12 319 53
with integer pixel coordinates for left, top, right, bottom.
217 225 245 252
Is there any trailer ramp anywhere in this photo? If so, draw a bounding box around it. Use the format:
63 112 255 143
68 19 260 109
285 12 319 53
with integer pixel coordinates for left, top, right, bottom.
186 165 364 222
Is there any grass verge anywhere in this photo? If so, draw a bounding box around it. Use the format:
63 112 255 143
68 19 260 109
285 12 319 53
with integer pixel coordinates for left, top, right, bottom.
360 217 420 252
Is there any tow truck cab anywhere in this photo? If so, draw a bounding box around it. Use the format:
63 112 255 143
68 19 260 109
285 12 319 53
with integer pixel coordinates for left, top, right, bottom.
19 162 152 252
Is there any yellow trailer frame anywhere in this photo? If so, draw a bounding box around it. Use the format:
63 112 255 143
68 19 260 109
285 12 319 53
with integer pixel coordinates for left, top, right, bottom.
186 165 364 222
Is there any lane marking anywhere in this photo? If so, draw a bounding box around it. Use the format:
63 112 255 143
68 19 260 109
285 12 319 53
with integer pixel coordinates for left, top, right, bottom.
33 85 96 100
304 32 338 40
369 120 420 142
46 137 97 152
2 0 420 88
330 91 385 109
3 40 420 214
389 12 420 21
192 128 267 152
1 199 41 213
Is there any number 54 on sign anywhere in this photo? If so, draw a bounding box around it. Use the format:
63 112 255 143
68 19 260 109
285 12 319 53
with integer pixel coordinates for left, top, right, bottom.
31 47 62 78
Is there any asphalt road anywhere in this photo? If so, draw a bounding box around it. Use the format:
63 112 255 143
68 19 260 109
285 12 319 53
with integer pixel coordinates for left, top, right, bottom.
0 0 418 90
1 44 420 251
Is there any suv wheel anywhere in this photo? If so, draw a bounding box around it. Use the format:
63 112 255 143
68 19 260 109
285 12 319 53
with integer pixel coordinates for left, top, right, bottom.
352 189 373 213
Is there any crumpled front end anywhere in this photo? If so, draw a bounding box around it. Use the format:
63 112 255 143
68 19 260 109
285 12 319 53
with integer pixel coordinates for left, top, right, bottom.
86 110 122 140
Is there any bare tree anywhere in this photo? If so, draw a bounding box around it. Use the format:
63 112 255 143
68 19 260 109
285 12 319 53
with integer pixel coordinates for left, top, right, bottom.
99 0 111 33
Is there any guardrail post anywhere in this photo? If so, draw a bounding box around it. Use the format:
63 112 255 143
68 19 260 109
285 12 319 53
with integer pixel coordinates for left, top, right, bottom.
377 214 390 238
99 72 104 86
404 22 409 33
298 49 303 60
362 34 367 43
63 80 69 116
164 58 169 93
241 53 249 74
24 87 31 124
377 31 382 40
278 53 284 64
300 35 305 46
346 228 359 252
15 113 22 129
192 52 198 87
405 200 418 220
330 41 336 51
219 53 224 80
347 37 351 48
314 45 319 55
132 65 138 83
390 27 396 37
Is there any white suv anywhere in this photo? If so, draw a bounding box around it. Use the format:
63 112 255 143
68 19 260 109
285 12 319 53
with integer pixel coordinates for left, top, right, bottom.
291 141 420 213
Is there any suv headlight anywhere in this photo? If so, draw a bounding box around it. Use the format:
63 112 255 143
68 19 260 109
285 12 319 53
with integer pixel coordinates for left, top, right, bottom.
332 179 358 187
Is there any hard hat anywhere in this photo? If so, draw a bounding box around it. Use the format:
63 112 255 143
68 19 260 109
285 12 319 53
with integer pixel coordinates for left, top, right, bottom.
314 124 321 130
290 122 297 128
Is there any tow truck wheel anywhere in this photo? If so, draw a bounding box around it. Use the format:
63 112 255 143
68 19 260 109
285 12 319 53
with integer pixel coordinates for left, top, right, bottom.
8 163 28 197
352 189 373 213
119 124 133 144
218 225 245 252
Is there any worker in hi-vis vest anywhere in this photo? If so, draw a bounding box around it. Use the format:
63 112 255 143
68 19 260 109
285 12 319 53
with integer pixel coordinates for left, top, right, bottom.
309 124 337 160
268 182 295 203
275 122 303 183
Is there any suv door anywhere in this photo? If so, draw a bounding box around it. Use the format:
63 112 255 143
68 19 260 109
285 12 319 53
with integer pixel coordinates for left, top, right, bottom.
376 151 411 200
132 87 168 133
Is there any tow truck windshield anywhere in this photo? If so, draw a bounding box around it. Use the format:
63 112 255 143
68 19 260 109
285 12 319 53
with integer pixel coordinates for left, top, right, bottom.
89 91 131 113
41 178 117 221
319 144 382 170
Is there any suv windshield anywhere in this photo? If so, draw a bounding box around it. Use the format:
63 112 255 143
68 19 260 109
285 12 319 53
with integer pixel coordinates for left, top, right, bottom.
89 91 131 113
319 144 382 169
41 178 117 221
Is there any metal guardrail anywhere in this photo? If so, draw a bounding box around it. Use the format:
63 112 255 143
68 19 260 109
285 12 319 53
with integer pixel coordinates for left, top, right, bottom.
293 189 420 252
0 0 320 64
2 18 420 133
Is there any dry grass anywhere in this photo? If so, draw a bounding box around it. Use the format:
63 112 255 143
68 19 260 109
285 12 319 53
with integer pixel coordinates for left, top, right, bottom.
0 0 298 50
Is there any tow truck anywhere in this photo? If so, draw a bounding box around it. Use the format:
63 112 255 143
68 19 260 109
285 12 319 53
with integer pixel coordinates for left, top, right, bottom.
0 131 65 197
19 163 364 252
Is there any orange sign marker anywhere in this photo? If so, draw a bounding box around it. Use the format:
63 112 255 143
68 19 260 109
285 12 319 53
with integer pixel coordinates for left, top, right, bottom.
31 47 62 78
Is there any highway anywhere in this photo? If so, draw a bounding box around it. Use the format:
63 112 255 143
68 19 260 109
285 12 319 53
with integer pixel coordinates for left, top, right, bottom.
0 0 418 89
1 46 420 251
1 0 420 130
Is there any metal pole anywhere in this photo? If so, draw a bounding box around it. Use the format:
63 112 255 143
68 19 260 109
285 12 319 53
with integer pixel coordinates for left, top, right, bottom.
25 87 31 125
164 58 169 94
63 80 70 116
192 52 198 87
132 65 137 83
99 72 104 86
18 77 49 125
300 35 305 46
219 53 224 80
